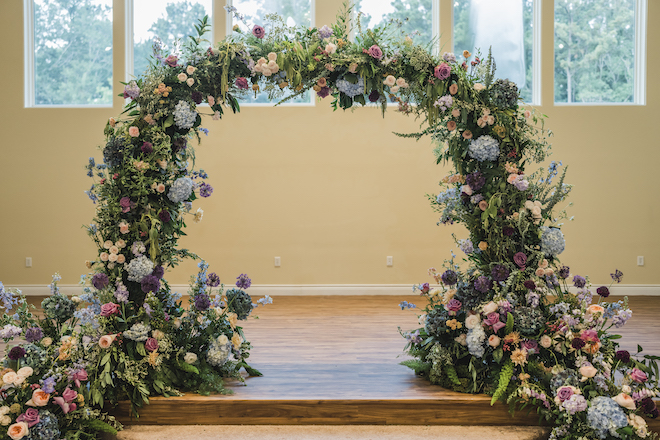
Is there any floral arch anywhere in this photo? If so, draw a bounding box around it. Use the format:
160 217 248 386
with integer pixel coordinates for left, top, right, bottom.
0 5 657 440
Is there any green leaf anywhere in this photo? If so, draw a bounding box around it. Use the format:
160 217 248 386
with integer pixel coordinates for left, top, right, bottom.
136 342 147 357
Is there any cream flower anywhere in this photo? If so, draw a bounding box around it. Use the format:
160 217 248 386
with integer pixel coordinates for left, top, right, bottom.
115 239 126 248
488 335 501 347
614 393 636 410
119 221 130 234
474 83 486 91
108 253 118 262
116 254 126 264
2 372 18 386
16 367 33 380
348 62 358 73
186 65 196 75
482 301 498 315
267 52 278 62
177 72 188 82
390 85 400 94
396 77 408 88
465 314 481 329
100 252 109 262
324 43 337 54
383 75 396 87
540 335 552 348
98 334 117 349
109 245 119 255
232 333 242 349
184 352 198 364
579 364 598 379
193 208 204 223
186 77 195 86
207 95 215 106
103 240 113 249
217 334 229 345
42 337 52 347
0 415 10 426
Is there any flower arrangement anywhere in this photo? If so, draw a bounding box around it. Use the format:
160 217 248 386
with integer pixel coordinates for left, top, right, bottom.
397 49 660 439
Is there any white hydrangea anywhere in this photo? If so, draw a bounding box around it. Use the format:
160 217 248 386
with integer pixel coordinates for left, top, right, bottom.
167 177 194 204
467 325 486 358
468 135 500 162
541 227 566 257
206 338 231 367
123 323 151 342
126 255 154 282
173 100 197 129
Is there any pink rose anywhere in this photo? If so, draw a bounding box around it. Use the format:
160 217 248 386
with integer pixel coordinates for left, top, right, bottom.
7 422 28 440
367 45 383 60
53 396 77 414
434 62 451 80
207 95 215 106
98 334 117 349
145 337 159 352
16 408 39 428
444 298 462 314
555 386 575 403
165 55 178 67
128 126 140 137
631 368 648 383
252 25 265 39
100 302 120 317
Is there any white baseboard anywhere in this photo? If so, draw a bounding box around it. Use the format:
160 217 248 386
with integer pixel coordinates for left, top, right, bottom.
6 284 660 297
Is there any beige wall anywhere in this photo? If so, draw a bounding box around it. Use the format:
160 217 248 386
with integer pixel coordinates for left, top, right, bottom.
0 0 658 287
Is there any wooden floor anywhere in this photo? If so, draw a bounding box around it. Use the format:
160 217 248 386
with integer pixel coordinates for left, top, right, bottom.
107 295 660 429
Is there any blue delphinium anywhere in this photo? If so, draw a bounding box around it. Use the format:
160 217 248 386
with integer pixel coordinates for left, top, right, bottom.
167 177 194 203
586 396 628 439
468 135 500 162
540 226 565 256
0 282 18 311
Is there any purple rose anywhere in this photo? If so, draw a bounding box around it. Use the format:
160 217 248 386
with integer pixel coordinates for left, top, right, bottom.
120 196 132 213
62 387 78 403
556 386 574 402
434 62 451 80
252 25 265 39
145 337 159 352
141 142 153 153
444 298 462 314
91 272 109 290
513 252 527 269
100 302 120 317
165 55 178 67
235 77 249 90
631 368 648 383
367 45 383 60
17 408 40 428
521 339 538 355
596 286 610 297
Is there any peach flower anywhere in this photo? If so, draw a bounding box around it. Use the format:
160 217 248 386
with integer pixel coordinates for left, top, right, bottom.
98 334 117 349
207 95 215 106
507 174 519 184
383 75 396 87
462 130 473 139
614 393 636 410
482 301 498 315
267 52 277 62
447 121 457 131
108 117 116 127
348 62 358 73
186 78 195 86
317 77 327 87
579 364 598 379
119 221 130 234
100 252 109 262
186 65 196 75
116 254 126 264
540 335 552 348
108 253 118 262
449 83 458 95
109 246 119 255
478 241 488 251
156 183 166 193
7 422 28 440
325 43 337 54
28 389 50 407
488 335 501 347
478 200 489 211
587 304 605 315
128 126 139 137
451 108 461 118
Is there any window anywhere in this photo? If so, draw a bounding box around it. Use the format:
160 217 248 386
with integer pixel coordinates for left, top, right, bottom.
554 0 645 104
354 0 435 48
227 0 314 105
453 0 538 104
130 0 213 80
25 0 113 107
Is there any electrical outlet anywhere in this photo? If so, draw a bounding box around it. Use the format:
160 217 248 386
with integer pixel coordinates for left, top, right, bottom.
25 257 32 268
637 256 644 266
386 256 393 267
274 256 281 267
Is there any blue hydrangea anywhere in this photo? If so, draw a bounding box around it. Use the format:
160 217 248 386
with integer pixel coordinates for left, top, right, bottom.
336 76 365 98
126 255 154 282
468 135 500 162
541 227 565 256
26 410 60 440
123 323 151 342
167 177 194 203
586 396 628 439
74 306 100 329
173 100 197 129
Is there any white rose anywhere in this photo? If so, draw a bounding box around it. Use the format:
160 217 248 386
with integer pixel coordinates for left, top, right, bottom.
0 406 9 416
267 52 277 62
217 334 229 345
103 240 113 249
0 415 11 426
621 385 632 394
482 301 498 315
108 253 118 262
184 352 198 364
186 65 196 75
531 206 542 216
16 367 33 379
383 75 396 87
540 335 552 348
396 77 408 87
100 252 109 262
2 372 18 386
71 296 82 303
613 393 636 410
186 77 195 87
524 200 535 210
109 245 119 255
465 314 481 329
177 72 188 82
324 43 337 54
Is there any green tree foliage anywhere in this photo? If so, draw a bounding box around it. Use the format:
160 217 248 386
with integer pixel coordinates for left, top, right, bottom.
33 0 113 105
133 1 210 78
554 0 635 103
355 0 433 46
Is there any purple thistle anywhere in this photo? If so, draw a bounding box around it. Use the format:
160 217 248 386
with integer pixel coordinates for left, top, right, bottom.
571 338 586 349
141 275 161 293
491 264 510 282
474 276 492 293
596 286 610 298
615 350 631 363
236 274 252 289
199 183 214 198
158 209 171 223
611 269 623 283
441 270 458 286
368 90 380 102
194 294 211 311
192 91 203 104
558 266 570 279
523 280 536 290
8 346 26 360
141 142 153 153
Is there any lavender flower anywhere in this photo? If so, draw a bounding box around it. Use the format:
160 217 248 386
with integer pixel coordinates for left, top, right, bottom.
115 281 129 303
318 25 333 39
442 52 457 63
25 327 43 343
131 241 146 256
0 283 18 310
434 94 453 111
0 324 22 339
573 275 586 288
123 81 140 99
194 294 211 311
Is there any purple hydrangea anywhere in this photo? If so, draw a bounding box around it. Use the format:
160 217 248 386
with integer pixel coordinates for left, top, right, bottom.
441 270 458 286
236 274 252 289
317 86 331 98
573 275 586 288
91 273 109 290
25 327 43 343
465 171 485 191
474 276 492 293
318 25 333 39
123 81 140 99
141 275 161 293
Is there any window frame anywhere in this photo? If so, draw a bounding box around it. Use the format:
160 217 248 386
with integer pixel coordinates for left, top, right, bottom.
553 0 647 106
23 0 115 108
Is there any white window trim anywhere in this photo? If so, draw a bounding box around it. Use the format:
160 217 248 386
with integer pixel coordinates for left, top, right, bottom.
554 0 646 106
23 0 114 108
125 0 216 82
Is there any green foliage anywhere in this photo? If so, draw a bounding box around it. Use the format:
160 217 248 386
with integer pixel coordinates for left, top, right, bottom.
400 359 432 375
490 359 514 405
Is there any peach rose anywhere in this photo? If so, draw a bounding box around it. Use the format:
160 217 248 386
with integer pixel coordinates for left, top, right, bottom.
186 65 196 75
100 252 109 262
325 43 337 54
488 334 501 347
462 130 473 139
29 389 50 407
186 77 195 86
317 77 327 87
579 364 598 379
2 372 18 386
535 268 546 277
7 422 28 440
348 62 358 73
447 121 457 131
115 239 126 248
128 126 139 137
108 253 118 262
396 77 408 88
98 334 117 349
267 52 277 62
119 221 130 234
524 109 531 119
157 183 166 193
177 72 188 82
390 86 400 94
587 305 605 315
108 117 116 127
449 83 458 95
383 75 396 87
478 241 488 251
478 200 489 211
474 83 486 91
116 254 126 264
451 108 461 118
109 245 119 255
614 393 636 410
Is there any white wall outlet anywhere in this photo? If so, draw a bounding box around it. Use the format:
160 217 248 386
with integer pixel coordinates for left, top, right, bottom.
637 256 645 266
386 256 393 267
274 256 281 267
25 257 32 268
